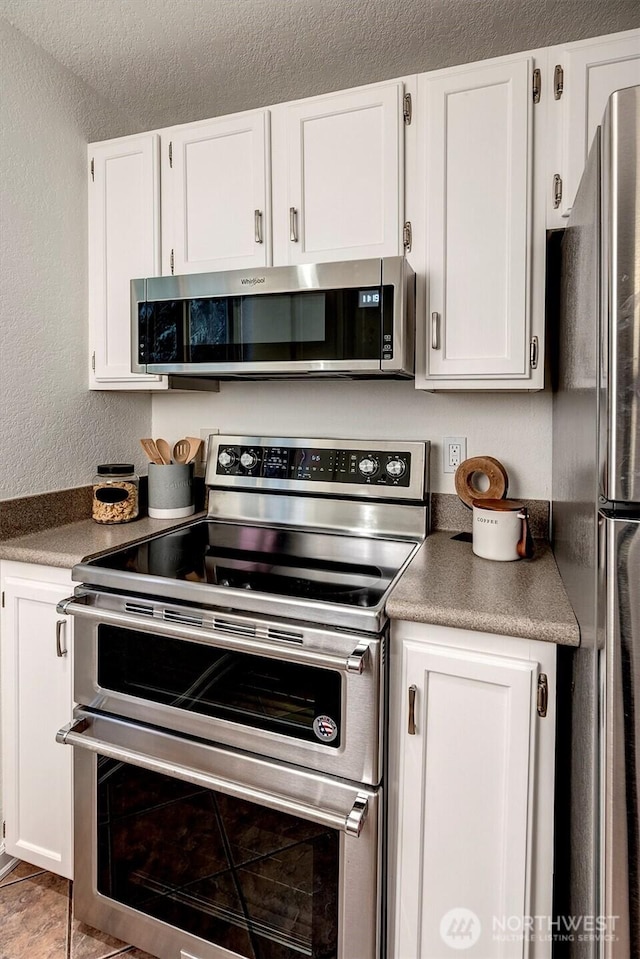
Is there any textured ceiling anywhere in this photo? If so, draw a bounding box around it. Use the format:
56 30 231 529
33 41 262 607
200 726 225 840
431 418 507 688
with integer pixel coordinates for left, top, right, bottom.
1 0 638 132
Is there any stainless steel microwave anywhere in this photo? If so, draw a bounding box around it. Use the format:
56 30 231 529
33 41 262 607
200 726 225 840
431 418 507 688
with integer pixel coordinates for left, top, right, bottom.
131 257 414 379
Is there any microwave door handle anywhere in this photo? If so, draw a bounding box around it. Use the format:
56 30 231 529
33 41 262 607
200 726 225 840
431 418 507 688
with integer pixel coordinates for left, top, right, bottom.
56 599 370 675
56 714 370 837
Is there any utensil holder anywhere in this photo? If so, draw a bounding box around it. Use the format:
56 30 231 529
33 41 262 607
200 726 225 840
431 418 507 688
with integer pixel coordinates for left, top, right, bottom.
147 463 195 519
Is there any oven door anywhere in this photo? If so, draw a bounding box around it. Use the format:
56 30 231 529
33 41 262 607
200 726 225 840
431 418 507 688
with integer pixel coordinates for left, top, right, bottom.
63 592 384 785
58 709 380 959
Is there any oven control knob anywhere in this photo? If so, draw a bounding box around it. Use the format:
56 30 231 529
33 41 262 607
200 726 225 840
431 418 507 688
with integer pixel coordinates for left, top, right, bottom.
358 456 379 476
386 458 406 478
240 451 258 470
218 449 235 469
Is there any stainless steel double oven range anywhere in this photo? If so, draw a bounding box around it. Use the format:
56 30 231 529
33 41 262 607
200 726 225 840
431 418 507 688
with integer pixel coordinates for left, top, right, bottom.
56 435 429 959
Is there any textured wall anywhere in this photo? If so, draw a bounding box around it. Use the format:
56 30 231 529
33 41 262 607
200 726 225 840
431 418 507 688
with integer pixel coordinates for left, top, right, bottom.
0 0 637 132
153 382 552 498
0 22 151 499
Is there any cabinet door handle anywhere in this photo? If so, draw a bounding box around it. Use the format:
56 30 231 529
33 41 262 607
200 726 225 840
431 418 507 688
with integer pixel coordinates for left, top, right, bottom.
254 209 263 244
431 312 441 350
55 619 67 657
408 684 417 735
289 207 298 243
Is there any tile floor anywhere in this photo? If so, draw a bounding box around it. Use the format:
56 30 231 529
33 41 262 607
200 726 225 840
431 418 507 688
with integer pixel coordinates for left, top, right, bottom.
0 860 155 959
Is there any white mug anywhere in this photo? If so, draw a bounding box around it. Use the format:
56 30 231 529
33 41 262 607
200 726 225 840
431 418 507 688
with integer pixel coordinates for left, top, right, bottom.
472 499 533 562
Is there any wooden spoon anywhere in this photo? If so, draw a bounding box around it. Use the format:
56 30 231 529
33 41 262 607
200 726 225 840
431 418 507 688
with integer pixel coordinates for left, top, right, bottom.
140 438 163 465
172 438 191 463
172 436 203 464
155 438 172 464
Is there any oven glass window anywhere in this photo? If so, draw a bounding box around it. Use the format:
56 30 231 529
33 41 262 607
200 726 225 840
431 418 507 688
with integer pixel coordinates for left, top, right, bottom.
138 286 390 365
97 757 339 959
98 626 343 747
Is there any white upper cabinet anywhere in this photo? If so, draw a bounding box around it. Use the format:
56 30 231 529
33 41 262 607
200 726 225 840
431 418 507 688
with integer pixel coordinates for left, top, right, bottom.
271 82 405 264
415 56 537 387
88 134 166 389
552 30 640 219
163 111 271 274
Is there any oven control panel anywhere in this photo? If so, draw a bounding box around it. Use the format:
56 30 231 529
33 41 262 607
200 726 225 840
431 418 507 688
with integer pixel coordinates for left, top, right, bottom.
216 443 412 487
207 435 428 501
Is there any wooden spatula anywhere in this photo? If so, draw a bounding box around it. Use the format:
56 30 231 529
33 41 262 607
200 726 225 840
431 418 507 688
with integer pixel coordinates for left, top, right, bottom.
140 438 163 465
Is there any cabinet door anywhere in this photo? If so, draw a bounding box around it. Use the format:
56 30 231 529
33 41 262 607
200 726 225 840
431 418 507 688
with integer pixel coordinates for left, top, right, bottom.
273 83 404 264
558 31 640 217
88 134 165 389
420 58 533 381
164 112 270 275
1 566 74 879
393 640 537 959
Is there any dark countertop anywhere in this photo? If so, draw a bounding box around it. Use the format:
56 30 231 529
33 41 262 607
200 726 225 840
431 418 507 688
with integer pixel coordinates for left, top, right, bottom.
0 518 579 647
0 513 207 568
386 530 580 646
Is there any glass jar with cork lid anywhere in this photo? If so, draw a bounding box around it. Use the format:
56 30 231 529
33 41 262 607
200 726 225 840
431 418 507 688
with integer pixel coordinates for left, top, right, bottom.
92 464 139 524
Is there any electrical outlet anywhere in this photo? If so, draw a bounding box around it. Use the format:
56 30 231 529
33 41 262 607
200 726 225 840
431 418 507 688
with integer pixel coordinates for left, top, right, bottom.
443 436 467 473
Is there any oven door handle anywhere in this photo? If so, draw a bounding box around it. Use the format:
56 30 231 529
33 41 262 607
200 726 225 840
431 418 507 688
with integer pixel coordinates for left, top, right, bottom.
56 597 371 674
56 716 370 838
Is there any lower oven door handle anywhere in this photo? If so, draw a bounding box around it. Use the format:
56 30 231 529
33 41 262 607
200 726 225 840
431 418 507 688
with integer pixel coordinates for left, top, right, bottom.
56 717 370 837
56 598 370 674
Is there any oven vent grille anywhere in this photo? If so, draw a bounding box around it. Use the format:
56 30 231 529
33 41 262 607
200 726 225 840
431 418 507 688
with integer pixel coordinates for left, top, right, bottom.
163 609 204 627
125 602 154 617
214 618 256 638
267 627 303 644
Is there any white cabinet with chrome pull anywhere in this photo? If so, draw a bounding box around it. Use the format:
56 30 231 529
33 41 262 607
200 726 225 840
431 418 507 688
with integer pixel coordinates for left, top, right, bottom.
387 621 557 959
88 134 167 389
413 53 547 390
547 29 640 224
0 562 74 879
270 81 407 264
161 110 271 275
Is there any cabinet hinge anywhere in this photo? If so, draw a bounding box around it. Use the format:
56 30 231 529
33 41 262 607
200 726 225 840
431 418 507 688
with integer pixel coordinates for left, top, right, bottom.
554 64 564 100
402 221 412 253
91 351 96 371
170 249 175 275
168 141 173 168
532 69 541 104
553 173 563 209
90 158 94 181
530 336 539 370
403 93 412 125
537 673 548 718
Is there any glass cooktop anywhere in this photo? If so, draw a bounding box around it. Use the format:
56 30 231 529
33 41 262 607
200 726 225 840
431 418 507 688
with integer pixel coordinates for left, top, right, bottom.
83 519 416 610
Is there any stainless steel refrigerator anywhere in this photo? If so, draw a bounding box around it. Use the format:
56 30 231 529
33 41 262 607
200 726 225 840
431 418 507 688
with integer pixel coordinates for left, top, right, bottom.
553 84 639 959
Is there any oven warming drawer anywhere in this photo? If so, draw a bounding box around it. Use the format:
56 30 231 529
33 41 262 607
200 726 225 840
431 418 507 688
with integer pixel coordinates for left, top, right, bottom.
59 708 381 959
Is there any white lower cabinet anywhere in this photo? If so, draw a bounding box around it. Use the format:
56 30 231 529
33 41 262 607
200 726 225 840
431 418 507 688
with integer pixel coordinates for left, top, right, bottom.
388 621 557 959
1 562 74 879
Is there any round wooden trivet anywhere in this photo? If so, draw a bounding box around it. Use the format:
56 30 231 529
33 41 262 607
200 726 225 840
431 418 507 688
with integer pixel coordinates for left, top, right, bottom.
454 456 509 508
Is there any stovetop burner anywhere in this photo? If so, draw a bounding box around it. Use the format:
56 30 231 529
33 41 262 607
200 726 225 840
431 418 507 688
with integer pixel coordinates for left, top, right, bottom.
84 520 407 609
